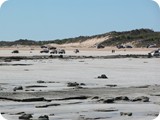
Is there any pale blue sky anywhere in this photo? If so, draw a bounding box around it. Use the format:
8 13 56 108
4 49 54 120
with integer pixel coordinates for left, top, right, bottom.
0 0 160 41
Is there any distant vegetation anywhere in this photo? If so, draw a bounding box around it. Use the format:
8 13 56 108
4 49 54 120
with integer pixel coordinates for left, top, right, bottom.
101 29 160 47
0 28 160 47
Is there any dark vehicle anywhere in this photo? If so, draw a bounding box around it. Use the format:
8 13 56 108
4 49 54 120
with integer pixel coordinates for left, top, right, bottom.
117 45 125 49
49 46 56 50
41 46 48 49
96 44 105 49
125 45 133 48
50 49 57 54
40 49 49 53
12 50 19 53
58 49 65 54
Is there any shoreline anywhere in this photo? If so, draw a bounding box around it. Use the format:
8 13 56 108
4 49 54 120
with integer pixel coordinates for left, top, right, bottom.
0 54 159 62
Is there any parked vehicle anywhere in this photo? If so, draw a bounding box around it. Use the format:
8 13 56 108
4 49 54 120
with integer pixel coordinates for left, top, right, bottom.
96 44 105 49
49 46 56 50
12 50 19 53
153 49 160 56
117 45 125 49
41 45 48 49
147 44 157 48
148 49 160 57
50 49 57 54
40 49 49 53
57 49 65 54
125 45 133 48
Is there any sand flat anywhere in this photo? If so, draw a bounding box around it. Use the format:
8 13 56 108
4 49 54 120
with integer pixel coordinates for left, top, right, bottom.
0 49 160 120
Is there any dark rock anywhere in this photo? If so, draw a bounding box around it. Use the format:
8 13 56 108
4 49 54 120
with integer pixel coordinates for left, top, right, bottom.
132 96 149 102
67 82 79 87
13 112 25 115
36 104 60 108
134 85 150 88
0 97 49 102
67 102 82 104
57 96 88 100
19 114 32 119
80 83 86 86
74 86 83 89
120 112 132 116
147 113 159 116
37 80 46 83
13 86 23 91
92 96 99 99
15 112 25 115
95 109 118 112
25 85 47 88
49 114 54 116
97 99 104 102
98 74 108 79
10 112 26 115
25 89 35 91
115 96 130 101
38 115 49 120
103 98 114 103
4 59 12 62
106 84 117 87
48 81 59 83
21 97 48 102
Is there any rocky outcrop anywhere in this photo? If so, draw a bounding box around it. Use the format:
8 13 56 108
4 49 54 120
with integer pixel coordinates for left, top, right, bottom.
19 114 33 120
103 98 114 103
115 96 129 101
38 115 49 120
67 82 85 88
56 96 88 101
13 86 23 91
35 104 60 108
132 96 149 102
25 85 47 88
106 84 117 87
67 82 79 87
0 97 50 102
120 112 132 116
97 74 108 79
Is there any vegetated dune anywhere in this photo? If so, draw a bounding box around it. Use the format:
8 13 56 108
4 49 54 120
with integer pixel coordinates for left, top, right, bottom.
0 28 160 48
57 36 111 48
49 28 160 48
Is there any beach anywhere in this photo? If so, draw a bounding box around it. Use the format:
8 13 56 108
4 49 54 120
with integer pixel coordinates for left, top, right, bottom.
0 47 160 120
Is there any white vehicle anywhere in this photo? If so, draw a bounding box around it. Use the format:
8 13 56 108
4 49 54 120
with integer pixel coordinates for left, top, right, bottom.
149 49 160 57
153 49 160 56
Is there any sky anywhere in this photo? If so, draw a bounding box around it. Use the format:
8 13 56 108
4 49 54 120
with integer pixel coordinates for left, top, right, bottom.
0 0 160 41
